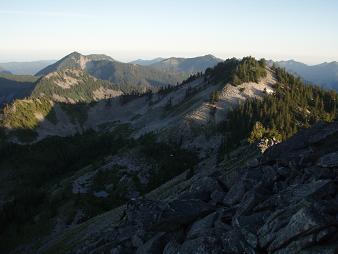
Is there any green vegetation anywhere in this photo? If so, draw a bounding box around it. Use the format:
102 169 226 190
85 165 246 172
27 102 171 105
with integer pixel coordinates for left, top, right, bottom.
0 127 133 251
2 97 56 130
220 66 338 153
205 56 267 86
232 57 267 86
32 69 121 103
247 121 282 144
0 126 198 252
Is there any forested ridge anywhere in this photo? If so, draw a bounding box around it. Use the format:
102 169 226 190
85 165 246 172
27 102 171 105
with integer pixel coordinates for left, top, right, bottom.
221 65 338 151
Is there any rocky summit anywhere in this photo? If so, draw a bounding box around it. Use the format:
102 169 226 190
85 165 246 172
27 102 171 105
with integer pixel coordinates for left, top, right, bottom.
39 121 338 254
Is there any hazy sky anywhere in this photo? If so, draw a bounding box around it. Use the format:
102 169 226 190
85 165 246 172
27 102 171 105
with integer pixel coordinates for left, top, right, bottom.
1 0 337 64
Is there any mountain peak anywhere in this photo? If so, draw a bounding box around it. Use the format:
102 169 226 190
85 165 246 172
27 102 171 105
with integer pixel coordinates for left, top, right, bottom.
203 54 217 59
36 52 114 76
64 51 83 60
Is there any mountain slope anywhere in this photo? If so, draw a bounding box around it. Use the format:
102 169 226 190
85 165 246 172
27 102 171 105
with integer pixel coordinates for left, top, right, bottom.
85 59 186 91
0 60 56 75
38 120 338 254
2 57 337 144
35 52 113 76
149 54 223 74
1 57 273 143
32 69 122 103
273 60 338 90
36 52 186 91
0 73 38 106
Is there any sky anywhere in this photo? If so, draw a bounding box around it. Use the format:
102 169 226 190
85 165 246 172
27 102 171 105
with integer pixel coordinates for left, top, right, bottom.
0 0 338 64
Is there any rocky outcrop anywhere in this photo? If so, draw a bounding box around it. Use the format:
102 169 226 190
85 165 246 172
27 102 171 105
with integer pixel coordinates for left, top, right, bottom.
41 121 338 254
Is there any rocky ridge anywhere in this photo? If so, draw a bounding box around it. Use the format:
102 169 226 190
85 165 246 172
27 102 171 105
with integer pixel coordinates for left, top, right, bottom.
40 121 338 254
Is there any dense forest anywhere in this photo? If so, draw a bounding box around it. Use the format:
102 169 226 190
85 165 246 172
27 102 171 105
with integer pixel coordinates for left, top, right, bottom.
221 65 338 152
205 56 267 85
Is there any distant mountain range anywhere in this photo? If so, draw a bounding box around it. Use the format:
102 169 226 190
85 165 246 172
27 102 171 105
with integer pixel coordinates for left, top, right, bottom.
2 56 338 91
146 54 223 74
36 52 186 92
0 66 12 74
0 52 225 107
132 57 338 90
129 57 165 66
272 60 338 90
0 60 56 75
2 53 338 108
0 73 38 106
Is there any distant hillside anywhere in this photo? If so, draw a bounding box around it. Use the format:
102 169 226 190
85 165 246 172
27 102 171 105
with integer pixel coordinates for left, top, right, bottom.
0 60 56 75
86 60 186 92
37 52 186 92
273 60 338 90
32 69 122 103
149 54 223 74
0 73 38 106
0 67 11 74
129 57 165 66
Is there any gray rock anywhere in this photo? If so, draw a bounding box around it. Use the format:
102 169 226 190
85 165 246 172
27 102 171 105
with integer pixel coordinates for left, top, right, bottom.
300 243 338 254
234 187 268 217
267 206 333 253
277 167 290 177
210 190 226 204
221 229 255 254
118 225 137 242
125 199 162 230
317 152 338 168
187 212 218 239
136 232 167 254
258 200 311 248
163 238 181 254
180 236 223 254
223 179 246 206
131 235 143 248
154 199 214 231
189 176 221 194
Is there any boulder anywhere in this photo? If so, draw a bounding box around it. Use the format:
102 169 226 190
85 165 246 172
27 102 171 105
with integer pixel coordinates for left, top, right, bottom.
187 212 219 239
154 199 214 231
317 152 338 168
266 206 334 253
136 232 167 254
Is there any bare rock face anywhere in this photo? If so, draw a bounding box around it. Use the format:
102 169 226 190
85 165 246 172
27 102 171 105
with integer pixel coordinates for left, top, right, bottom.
45 121 338 254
